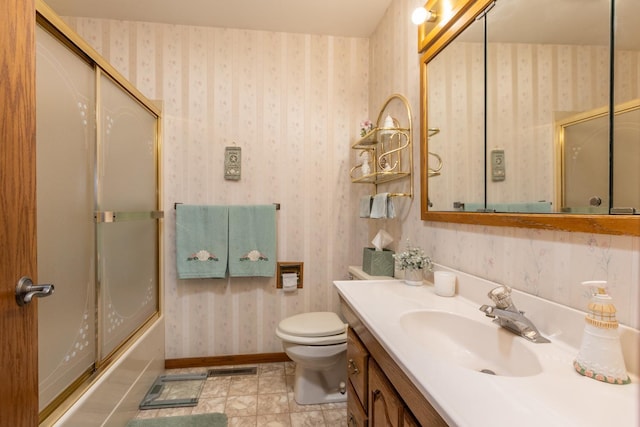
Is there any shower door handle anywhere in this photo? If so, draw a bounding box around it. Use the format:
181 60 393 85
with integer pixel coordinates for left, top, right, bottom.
15 276 54 306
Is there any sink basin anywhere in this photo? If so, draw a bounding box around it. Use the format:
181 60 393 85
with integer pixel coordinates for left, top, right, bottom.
399 310 543 377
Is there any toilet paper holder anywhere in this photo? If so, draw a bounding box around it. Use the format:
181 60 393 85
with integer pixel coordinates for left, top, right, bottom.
277 262 304 290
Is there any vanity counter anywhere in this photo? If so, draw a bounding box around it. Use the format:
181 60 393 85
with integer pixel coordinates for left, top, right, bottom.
334 272 639 427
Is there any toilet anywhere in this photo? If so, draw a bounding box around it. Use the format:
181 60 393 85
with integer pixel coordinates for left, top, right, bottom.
276 311 348 405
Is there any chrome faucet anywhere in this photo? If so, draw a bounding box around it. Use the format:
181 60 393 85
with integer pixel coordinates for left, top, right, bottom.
479 285 550 343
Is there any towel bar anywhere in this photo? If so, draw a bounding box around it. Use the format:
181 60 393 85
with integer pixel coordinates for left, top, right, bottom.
174 202 280 210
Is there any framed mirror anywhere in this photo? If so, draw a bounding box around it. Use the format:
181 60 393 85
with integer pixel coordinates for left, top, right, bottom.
418 0 640 235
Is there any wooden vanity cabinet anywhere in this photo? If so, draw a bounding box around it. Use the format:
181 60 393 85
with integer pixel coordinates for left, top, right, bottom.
347 328 369 426
403 411 420 427
369 359 403 427
347 380 368 427
347 328 369 406
368 358 421 427
341 298 448 427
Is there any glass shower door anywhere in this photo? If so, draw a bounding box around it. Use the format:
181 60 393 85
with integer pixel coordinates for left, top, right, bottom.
97 73 160 362
36 25 97 412
36 23 161 416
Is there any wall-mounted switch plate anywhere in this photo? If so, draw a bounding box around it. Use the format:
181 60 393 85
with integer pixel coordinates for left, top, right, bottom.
491 149 505 181
224 146 241 180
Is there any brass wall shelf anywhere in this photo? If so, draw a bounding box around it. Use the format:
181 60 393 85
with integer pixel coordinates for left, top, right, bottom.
349 94 413 198
351 171 411 185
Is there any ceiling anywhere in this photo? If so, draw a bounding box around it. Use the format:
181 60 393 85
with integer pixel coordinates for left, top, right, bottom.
43 0 394 37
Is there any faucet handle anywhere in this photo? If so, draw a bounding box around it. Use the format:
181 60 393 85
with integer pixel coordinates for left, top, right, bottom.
479 304 496 318
488 285 513 309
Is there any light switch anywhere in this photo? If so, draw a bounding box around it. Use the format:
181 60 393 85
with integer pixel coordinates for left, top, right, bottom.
491 149 505 181
224 146 241 180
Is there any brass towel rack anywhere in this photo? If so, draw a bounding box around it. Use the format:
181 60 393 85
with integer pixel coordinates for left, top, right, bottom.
427 127 443 177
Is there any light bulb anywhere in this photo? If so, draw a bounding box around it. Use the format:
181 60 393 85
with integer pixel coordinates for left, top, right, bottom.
411 7 436 25
411 7 429 25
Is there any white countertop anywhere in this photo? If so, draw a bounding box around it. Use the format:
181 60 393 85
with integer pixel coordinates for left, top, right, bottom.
334 272 639 427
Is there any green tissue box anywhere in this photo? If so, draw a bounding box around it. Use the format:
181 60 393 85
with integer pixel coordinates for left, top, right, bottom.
362 247 395 277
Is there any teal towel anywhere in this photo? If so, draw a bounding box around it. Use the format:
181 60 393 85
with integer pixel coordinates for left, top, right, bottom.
176 205 228 279
370 193 396 219
370 193 387 218
228 205 276 277
127 413 227 427
359 195 372 218
464 202 552 213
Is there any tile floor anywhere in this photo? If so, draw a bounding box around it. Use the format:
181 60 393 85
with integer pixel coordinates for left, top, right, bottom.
133 362 348 426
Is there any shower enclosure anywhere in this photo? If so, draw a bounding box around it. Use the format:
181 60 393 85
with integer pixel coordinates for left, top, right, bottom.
35 6 162 422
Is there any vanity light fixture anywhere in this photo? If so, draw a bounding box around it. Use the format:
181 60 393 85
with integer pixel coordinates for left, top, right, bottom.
411 7 437 25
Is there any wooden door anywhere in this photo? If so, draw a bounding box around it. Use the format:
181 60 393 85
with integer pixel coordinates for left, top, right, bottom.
0 0 39 425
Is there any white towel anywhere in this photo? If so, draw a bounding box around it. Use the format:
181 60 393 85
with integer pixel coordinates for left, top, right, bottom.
370 193 396 219
359 195 372 218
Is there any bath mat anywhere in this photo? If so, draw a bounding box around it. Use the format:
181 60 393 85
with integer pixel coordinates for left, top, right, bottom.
127 413 227 427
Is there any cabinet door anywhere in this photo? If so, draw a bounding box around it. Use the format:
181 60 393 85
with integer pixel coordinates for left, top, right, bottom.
403 410 420 427
347 380 368 427
347 328 369 409
369 360 403 427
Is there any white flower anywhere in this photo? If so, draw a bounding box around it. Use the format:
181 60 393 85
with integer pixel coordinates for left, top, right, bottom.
246 250 262 261
393 246 433 271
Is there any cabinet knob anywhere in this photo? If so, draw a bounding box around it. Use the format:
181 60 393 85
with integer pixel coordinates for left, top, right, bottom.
348 358 360 375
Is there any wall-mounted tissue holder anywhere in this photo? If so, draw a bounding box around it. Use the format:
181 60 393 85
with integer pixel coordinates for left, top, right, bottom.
277 262 304 290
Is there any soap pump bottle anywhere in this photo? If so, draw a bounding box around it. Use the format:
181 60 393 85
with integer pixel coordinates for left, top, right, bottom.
573 280 630 385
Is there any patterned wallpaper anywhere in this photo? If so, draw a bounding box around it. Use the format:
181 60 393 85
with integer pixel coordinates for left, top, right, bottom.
66 18 371 358
66 0 639 359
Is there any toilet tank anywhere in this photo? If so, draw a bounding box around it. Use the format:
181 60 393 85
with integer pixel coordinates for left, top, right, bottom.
347 266 393 280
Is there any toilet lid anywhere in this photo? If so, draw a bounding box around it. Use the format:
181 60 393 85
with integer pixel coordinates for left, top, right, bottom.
278 312 346 337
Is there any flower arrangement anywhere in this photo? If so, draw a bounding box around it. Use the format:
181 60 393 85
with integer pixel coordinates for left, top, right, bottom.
359 119 374 137
393 245 433 271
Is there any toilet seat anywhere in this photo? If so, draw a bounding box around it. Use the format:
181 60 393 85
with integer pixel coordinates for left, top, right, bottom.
279 312 346 337
276 312 347 345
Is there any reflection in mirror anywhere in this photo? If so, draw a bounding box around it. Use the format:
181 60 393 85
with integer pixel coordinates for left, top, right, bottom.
426 17 485 211
424 0 639 215
557 106 610 214
419 0 640 236
558 101 640 214
485 0 611 213
613 0 640 213
612 102 640 211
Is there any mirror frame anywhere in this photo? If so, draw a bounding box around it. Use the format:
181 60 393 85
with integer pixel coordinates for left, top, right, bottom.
418 0 640 236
